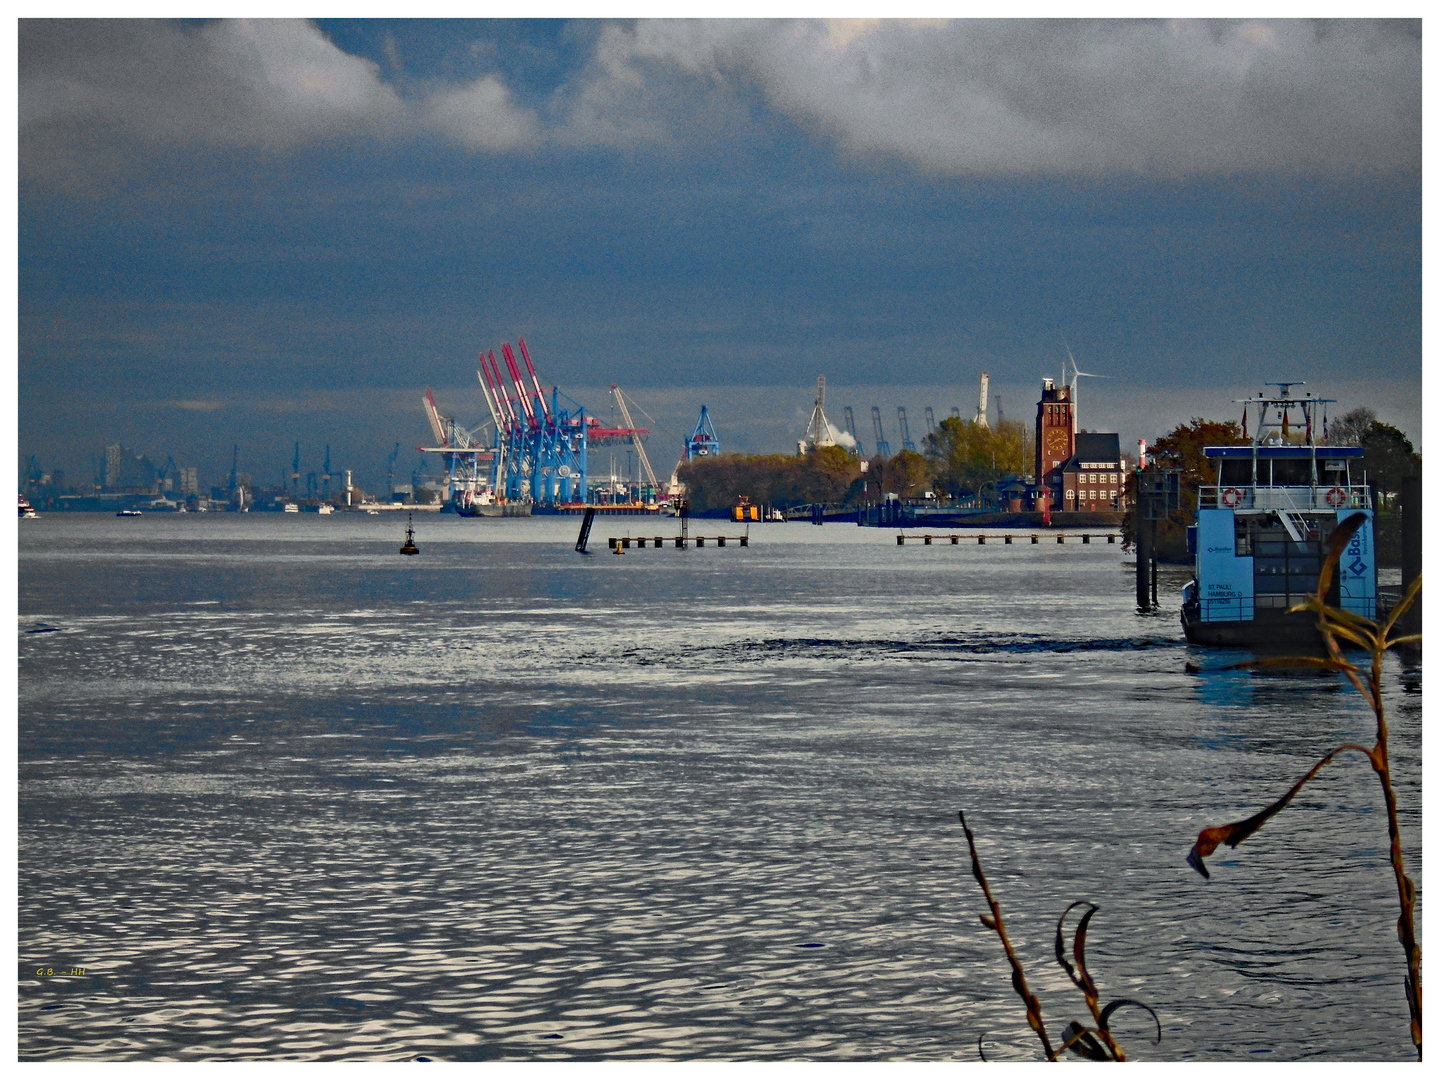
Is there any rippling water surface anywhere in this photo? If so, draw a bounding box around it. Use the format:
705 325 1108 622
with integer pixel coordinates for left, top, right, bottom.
18 513 1421 1060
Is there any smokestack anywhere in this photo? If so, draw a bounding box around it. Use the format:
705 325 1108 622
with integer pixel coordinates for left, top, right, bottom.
1138 439 1147 470
976 372 990 428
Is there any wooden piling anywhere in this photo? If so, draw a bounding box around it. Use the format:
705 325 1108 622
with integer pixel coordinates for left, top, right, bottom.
1402 475 1421 647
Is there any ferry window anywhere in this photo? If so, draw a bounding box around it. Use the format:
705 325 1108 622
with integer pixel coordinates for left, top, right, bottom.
1219 459 1253 485
1272 458 1313 485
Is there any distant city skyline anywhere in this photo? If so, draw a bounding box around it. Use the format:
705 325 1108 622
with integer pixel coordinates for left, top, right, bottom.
19 19 1421 489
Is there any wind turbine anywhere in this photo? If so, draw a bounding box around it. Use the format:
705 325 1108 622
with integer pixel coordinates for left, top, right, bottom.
1061 335 1109 434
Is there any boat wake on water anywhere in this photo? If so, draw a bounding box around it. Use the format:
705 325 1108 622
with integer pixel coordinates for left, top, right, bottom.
595 632 1177 668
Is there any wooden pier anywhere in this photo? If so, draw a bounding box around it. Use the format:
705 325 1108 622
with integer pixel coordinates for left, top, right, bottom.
895 532 1118 546
608 535 749 550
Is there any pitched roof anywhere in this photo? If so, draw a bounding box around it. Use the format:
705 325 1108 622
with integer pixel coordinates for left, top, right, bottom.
1059 432 1121 470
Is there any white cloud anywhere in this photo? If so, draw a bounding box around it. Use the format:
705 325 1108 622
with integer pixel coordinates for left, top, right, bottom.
19 18 539 172
423 75 539 151
19 19 1420 179
570 18 1420 177
199 19 406 141
20 20 404 151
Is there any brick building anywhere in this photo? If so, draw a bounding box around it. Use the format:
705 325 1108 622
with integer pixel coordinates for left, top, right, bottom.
1034 378 1075 482
1057 432 1124 511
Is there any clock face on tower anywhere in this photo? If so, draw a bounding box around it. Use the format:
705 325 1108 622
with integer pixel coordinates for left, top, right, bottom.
1045 427 1069 460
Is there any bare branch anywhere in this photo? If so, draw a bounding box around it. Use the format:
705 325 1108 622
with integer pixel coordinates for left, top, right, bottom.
1188 743 1376 877
960 811 1056 1059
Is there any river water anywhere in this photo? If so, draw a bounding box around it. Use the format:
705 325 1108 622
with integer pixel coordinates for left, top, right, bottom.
17 512 1421 1061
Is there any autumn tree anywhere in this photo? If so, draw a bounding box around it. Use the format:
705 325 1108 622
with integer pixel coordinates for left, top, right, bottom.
677 446 862 512
1328 407 1377 447
923 417 1028 496
865 449 932 499
1360 422 1420 510
1124 417 1247 559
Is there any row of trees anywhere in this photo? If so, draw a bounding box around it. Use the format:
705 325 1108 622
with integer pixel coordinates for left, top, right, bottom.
678 445 861 511
677 416 1034 512
923 416 1030 497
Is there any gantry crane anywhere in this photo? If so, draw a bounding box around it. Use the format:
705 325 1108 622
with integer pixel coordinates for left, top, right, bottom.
897 407 916 452
871 407 891 458
844 406 864 456
800 376 835 452
610 385 659 495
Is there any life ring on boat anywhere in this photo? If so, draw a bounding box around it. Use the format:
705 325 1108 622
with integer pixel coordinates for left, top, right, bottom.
1221 487 1241 508
1327 486 1348 507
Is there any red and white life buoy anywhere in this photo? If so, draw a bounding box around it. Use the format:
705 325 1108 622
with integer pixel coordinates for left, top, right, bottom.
1327 486 1348 507
1221 487 1241 508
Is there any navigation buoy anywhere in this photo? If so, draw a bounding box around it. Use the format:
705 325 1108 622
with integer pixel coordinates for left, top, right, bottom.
400 514 419 555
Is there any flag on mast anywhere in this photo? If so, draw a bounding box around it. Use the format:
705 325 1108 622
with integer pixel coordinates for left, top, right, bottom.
1241 405 1247 440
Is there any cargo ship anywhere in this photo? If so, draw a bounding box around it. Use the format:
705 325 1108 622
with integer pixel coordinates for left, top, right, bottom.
1181 383 1376 647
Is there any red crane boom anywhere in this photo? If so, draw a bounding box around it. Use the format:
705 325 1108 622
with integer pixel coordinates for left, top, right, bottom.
483 350 517 426
501 343 535 425
518 337 553 422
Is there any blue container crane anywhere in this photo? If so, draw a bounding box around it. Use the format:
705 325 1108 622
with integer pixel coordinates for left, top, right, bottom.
686 406 720 460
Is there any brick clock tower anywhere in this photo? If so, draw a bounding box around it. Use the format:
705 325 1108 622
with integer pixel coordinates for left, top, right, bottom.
1035 379 1074 481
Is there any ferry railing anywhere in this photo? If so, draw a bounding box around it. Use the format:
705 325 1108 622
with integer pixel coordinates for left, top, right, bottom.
1196 596 1255 621
1198 484 1371 511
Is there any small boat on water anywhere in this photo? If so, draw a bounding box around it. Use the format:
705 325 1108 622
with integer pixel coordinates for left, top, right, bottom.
283 503 299 514
19 495 38 518
116 509 143 517
1181 383 1377 648
455 489 531 517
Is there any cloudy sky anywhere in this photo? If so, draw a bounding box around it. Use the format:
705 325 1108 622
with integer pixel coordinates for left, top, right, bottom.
18 18 1421 491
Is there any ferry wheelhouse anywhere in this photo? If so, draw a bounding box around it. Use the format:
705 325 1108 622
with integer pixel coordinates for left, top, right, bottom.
1181 383 1376 647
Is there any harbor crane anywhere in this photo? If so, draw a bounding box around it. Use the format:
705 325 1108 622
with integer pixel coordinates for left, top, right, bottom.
420 387 493 508
386 442 400 497
685 406 720 459
799 375 836 453
667 405 721 496
870 407 891 458
844 406 864 456
610 385 660 495
153 455 177 496
924 407 936 436
474 337 604 505
291 442 300 494
897 407 917 452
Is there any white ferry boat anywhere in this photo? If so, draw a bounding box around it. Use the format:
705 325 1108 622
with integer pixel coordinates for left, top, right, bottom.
1181 383 1376 647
